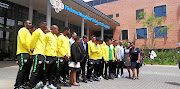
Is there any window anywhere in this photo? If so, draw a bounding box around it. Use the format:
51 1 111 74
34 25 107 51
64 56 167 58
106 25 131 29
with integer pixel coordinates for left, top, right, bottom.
136 9 144 20
94 0 100 6
88 1 93 6
86 0 119 6
108 0 115 3
155 26 167 38
101 0 107 4
154 5 166 17
107 14 113 18
136 28 147 39
116 13 119 17
121 30 128 40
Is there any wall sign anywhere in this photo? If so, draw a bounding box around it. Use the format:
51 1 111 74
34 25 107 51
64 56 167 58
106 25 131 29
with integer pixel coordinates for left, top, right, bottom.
50 0 110 29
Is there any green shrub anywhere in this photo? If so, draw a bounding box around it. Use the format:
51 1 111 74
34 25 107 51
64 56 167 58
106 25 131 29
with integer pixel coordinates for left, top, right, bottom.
143 49 180 65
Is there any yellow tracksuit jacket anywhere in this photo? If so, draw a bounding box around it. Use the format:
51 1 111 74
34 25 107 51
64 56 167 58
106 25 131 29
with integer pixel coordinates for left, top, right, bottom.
103 44 115 61
97 44 104 59
103 44 109 61
88 41 100 60
17 27 31 55
30 28 46 55
45 32 57 57
114 46 118 60
57 34 70 57
87 40 92 56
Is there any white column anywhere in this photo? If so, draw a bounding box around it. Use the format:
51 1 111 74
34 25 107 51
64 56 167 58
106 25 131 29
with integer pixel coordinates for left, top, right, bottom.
28 0 33 22
81 17 84 38
101 27 104 40
87 25 89 37
65 15 68 27
46 0 51 30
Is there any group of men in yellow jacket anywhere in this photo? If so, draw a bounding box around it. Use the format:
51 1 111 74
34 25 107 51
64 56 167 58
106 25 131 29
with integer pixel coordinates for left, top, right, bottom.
15 20 71 89
87 36 120 81
14 20 122 89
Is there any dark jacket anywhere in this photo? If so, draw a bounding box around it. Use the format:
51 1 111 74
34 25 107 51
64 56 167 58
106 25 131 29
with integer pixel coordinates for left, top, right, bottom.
79 40 89 62
71 42 81 63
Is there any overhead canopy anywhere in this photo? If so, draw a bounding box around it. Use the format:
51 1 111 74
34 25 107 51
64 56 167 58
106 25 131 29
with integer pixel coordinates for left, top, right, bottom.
7 0 120 30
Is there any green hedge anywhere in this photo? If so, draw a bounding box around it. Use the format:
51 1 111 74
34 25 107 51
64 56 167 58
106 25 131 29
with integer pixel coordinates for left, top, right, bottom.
143 49 180 65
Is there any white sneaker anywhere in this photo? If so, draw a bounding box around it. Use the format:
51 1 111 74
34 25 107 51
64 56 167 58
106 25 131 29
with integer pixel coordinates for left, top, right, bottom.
118 75 121 78
36 81 44 88
48 84 57 89
43 85 48 89
99 76 104 80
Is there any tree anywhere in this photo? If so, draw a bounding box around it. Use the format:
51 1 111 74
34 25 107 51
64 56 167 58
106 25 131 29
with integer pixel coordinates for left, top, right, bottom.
137 12 171 49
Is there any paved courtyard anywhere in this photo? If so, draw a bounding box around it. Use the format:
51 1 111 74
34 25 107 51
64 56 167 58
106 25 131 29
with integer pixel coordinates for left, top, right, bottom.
0 61 180 89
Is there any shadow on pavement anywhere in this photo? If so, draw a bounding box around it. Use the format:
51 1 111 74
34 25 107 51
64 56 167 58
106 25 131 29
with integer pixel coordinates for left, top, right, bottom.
0 61 17 68
165 82 180 86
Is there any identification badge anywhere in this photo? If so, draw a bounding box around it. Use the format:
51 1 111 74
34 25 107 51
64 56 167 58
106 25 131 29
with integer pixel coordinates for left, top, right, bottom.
46 61 49 64
38 61 42 64
24 59 27 63
60 59 63 62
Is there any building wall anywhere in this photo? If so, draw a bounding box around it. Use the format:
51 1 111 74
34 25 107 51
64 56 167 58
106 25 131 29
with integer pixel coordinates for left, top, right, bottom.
94 0 180 49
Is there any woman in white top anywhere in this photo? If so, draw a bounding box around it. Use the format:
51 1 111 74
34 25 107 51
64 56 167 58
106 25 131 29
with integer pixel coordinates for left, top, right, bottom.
149 50 157 65
124 42 131 78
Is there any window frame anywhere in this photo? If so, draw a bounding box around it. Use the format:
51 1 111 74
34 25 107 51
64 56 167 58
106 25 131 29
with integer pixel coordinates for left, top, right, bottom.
136 9 144 20
154 26 168 38
121 30 129 40
136 28 148 39
107 14 113 18
116 13 119 17
154 5 167 17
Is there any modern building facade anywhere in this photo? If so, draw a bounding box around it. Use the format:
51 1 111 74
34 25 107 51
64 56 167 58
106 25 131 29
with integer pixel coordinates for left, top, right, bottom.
90 0 180 49
0 0 120 60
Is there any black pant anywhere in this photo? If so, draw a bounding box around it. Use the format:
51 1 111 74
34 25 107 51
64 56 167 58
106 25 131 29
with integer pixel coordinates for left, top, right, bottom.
104 61 109 78
29 54 45 88
109 60 113 77
43 56 57 85
24 56 33 83
56 57 69 83
93 60 100 78
14 53 30 87
77 57 87 80
117 61 124 75
98 59 104 77
112 61 117 76
87 59 94 79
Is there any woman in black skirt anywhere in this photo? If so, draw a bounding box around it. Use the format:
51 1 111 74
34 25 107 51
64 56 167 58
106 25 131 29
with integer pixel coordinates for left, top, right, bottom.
128 42 140 80
69 36 81 86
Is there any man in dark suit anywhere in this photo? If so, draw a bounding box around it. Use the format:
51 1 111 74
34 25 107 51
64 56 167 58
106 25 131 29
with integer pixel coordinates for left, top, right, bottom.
76 35 89 83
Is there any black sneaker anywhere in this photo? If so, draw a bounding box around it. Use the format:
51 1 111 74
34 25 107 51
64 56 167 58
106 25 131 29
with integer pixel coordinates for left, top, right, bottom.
76 78 80 83
89 77 94 82
66 77 70 80
14 85 24 89
115 75 118 78
24 86 31 89
82 79 88 83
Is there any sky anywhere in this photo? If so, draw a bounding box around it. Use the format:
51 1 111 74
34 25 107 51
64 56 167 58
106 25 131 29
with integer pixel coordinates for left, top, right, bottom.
83 0 93 2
